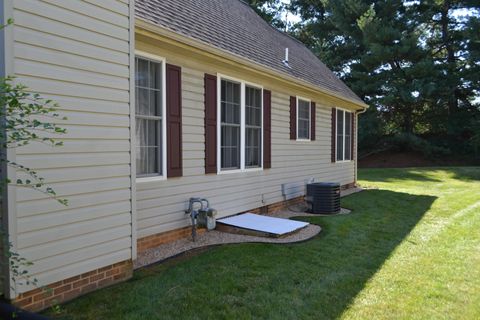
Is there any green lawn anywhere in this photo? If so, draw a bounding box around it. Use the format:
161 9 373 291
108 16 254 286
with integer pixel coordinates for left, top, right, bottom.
48 167 480 319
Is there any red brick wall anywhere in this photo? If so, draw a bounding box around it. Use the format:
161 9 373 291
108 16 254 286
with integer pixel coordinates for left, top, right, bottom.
265 196 305 214
137 227 206 254
341 182 356 190
13 260 132 312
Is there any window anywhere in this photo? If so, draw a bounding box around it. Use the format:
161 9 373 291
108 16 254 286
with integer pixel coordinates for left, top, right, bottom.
245 86 262 168
336 109 343 161
297 98 310 140
220 80 241 170
135 56 165 177
219 77 263 172
336 109 353 161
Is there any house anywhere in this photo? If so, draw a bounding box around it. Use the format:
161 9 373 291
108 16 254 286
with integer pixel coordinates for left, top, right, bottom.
0 0 367 311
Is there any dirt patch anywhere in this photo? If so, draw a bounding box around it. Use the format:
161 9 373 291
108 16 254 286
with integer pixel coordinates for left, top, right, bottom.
359 150 473 168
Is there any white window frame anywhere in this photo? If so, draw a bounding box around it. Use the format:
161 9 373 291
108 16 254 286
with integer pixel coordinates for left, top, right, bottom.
296 96 311 141
217 74 264 174
336 108 353 163
134 51 167 182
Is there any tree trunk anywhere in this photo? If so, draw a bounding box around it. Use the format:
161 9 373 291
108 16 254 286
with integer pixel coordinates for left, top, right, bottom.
440 1 459 117
403 107 414 134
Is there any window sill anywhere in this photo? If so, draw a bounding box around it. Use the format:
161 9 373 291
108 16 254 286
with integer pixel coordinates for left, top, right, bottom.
335 160 354 163
218 167 263 175
296 138 311 142
136 175 167 183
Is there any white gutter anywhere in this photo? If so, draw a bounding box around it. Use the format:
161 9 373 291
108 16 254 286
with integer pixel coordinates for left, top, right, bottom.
354 105 368 184
357 108 368 115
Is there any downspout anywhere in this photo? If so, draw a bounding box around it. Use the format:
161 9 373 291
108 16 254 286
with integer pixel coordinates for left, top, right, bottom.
354 107 368 185
128 0 137 261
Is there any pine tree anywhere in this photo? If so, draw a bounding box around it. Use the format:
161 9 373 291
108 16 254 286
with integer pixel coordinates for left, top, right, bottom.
418 1 480 142
288 0 480 154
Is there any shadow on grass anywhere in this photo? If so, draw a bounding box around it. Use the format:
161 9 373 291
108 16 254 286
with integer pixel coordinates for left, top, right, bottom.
358 167 442 183
360 166 480 185
49 189 436 320
448 166 480 181
287 189 437 319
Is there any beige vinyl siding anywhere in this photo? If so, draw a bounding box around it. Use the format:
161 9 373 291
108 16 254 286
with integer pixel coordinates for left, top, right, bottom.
135 41 355 239
7 0 133 295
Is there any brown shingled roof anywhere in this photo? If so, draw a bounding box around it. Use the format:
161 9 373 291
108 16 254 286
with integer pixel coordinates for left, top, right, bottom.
135 0 364 104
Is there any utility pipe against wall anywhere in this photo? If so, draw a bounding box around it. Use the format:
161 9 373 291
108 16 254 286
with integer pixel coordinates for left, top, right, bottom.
282 48 291 68
185 198 210 242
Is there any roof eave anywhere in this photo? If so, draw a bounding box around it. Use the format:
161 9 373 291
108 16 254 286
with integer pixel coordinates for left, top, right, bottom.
135 18 369 110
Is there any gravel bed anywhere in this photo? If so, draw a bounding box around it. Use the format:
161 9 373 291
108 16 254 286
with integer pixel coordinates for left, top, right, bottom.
134 209 326 269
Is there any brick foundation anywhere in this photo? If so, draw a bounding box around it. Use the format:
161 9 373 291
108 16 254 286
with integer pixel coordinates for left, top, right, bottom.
341 182 356 190
137 226 206 254
13 260 132 312
246 195 305 215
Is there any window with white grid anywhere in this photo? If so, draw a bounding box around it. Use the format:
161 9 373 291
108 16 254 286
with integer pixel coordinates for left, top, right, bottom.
219 77 263 172
135 57 164 177
336 109 352 161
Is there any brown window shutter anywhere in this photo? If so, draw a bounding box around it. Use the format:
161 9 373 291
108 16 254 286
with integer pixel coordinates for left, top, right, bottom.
290 96 296 140
331 108 336 163
204 74 217 174
263 89 272 169
166 64 182 178
311 102 316 141
351 112 355 161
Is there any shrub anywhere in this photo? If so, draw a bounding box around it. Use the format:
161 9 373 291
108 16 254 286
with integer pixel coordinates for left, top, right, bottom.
388 133 451 157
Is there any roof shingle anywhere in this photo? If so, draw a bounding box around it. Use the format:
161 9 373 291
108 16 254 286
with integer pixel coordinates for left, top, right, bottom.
135 0 364 104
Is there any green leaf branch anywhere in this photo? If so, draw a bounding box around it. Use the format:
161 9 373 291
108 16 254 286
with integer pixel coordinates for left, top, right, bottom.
0 77 68 205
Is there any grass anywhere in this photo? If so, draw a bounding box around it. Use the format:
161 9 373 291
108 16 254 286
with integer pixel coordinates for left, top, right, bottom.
47 167 480 319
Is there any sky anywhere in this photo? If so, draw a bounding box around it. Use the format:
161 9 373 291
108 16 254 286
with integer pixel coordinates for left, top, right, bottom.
279 0 301 25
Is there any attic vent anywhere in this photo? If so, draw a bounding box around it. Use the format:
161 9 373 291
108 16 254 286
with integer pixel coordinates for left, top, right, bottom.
282 48 291 68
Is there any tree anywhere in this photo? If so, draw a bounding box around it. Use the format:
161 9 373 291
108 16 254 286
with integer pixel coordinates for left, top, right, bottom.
418 1 480 149
287 0 480 156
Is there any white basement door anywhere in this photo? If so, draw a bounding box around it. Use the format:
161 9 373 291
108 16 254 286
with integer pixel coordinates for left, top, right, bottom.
217 213 309 236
